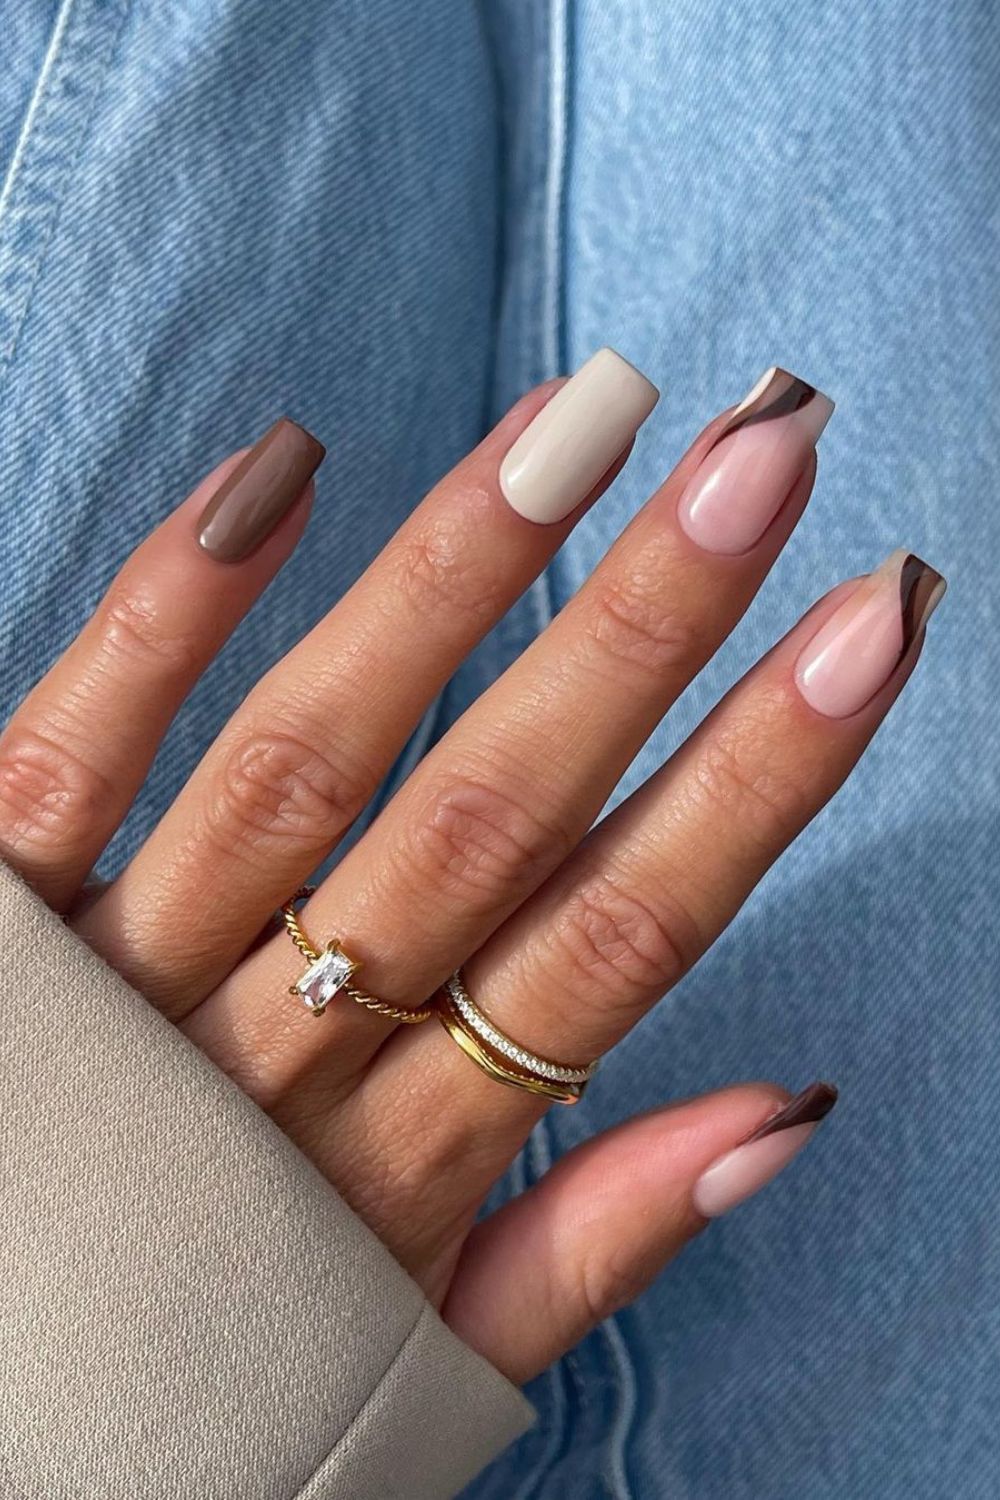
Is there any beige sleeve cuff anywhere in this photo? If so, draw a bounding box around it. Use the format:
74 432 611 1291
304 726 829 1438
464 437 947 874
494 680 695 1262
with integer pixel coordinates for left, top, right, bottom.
0 861 533 1499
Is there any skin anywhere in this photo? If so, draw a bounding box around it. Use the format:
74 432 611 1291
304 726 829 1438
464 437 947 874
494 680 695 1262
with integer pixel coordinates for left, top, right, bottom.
0 379 927 1386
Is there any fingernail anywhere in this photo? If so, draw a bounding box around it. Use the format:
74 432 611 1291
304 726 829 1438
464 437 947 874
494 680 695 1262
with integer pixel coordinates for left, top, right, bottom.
796 549 947 719
197 418 326 562
500 347 659 524
692 1082 838 1219
677 367 834 555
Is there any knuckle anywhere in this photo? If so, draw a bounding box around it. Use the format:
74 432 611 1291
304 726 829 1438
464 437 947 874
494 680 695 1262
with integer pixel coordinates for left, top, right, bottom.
410 773 565 905
694 729 807 857
587 571 700 682
0 723 108 855
577 1240 648 1328
97 587 202 679
552 871 694 1007
393 510 505 626
206 727 372 862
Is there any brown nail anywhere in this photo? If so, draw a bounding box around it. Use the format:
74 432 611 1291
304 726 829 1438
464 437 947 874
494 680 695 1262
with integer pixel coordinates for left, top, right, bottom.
197 418 326 562
741 1082 839 1144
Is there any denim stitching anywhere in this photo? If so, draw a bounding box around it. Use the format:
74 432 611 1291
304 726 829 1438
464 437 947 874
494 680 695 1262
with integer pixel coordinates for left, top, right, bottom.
541 0 570 377
599 1314 639 1500
0 0 131 371
525 0 574 642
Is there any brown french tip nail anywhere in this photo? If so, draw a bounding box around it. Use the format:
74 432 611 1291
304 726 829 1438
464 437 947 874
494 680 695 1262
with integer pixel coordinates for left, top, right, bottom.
691 1082 839 1219
197 417 326 562
795 549 947 719
741 1081 839 1144
898 551 947 652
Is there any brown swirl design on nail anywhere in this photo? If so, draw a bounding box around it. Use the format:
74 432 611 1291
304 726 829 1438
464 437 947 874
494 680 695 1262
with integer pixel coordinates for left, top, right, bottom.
899 553 946 654
742 1082 839 1144
719 367 818 442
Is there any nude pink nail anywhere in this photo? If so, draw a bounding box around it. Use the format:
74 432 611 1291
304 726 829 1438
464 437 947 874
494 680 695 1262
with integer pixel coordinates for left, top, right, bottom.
795 549 947 719
677 367 834 555
692 1082 838 1219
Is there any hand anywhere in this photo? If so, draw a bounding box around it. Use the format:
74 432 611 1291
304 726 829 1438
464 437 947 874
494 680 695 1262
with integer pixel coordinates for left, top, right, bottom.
0 354 943 1384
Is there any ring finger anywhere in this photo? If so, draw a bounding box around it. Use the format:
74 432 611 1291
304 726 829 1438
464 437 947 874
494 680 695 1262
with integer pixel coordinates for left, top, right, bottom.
348 549 945 1266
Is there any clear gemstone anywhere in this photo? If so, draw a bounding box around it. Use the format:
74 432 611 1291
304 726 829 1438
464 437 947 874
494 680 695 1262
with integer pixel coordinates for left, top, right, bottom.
294 946 354 1013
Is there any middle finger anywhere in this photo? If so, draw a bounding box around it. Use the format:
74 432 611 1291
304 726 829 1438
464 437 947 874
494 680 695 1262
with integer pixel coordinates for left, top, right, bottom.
78 351 656 1008
191 367 833 1100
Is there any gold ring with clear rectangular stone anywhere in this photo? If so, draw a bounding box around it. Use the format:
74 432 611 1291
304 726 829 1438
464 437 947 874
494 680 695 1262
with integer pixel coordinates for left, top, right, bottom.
435 972 597 1105
280 888 434 1023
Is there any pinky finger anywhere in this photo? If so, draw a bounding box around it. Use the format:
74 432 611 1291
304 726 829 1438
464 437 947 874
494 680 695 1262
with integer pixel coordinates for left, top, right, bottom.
0 419 323 909
443 1081 837 1384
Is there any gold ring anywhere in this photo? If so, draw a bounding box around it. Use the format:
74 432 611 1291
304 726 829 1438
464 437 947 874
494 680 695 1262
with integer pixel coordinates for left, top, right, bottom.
280 888 433 1024
435 972 597 1105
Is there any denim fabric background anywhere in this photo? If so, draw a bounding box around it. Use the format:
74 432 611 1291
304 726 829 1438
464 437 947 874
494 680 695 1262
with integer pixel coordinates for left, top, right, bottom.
1 2 998 1497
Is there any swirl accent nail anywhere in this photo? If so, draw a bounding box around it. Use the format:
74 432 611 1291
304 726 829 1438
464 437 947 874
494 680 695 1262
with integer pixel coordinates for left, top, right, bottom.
692 1082 839 1219
796 549 947 719
678 367 835 555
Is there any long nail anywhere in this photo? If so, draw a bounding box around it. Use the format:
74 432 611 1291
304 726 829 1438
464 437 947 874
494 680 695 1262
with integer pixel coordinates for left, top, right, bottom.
500 348 659 524
692 1082 838 1219
677 367 834 555
197 418 326 562
796 549 947 719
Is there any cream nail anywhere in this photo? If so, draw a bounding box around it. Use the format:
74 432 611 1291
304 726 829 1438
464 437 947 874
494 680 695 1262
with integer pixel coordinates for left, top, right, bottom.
693 1083 838 1219
796 549 947 720
499 348 659 524
677 367 834 556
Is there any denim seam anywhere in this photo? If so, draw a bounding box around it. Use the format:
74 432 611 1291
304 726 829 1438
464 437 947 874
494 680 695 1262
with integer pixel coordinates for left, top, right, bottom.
599 1314 639 1500
525 0 574 643
0 0 131 372
541 0 570 378
521 4 574 1493
474 0 508 444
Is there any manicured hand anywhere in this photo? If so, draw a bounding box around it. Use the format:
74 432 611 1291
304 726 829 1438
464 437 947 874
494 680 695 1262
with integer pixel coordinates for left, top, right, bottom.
0 352 944 1383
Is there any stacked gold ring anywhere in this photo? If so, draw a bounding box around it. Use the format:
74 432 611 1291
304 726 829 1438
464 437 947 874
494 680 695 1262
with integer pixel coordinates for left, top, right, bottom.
435 972 597 1105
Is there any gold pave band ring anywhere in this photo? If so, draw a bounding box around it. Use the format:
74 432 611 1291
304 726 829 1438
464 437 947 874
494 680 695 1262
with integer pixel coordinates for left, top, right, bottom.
435 972 598 1105
280 888 434 1023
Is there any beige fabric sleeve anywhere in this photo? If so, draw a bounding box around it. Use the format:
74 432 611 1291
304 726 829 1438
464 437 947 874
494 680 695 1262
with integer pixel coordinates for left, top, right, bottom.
0 861 533 1498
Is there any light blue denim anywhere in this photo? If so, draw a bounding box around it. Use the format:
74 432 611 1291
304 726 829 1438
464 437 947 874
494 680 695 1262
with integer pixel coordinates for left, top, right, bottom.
1 2 997 1497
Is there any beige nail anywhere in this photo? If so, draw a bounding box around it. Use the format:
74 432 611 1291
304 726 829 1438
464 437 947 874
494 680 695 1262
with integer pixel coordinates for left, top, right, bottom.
499 348 659 524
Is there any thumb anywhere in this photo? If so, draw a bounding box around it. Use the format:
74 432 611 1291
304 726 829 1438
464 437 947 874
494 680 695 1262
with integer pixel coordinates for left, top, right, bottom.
443 1081 837 1384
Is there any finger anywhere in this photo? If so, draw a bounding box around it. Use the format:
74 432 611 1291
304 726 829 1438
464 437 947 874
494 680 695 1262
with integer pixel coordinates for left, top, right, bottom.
390 548 945 1142
78 350 658 1009
193 368 830 1099
0 419 323 909
443 1082 838 1383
